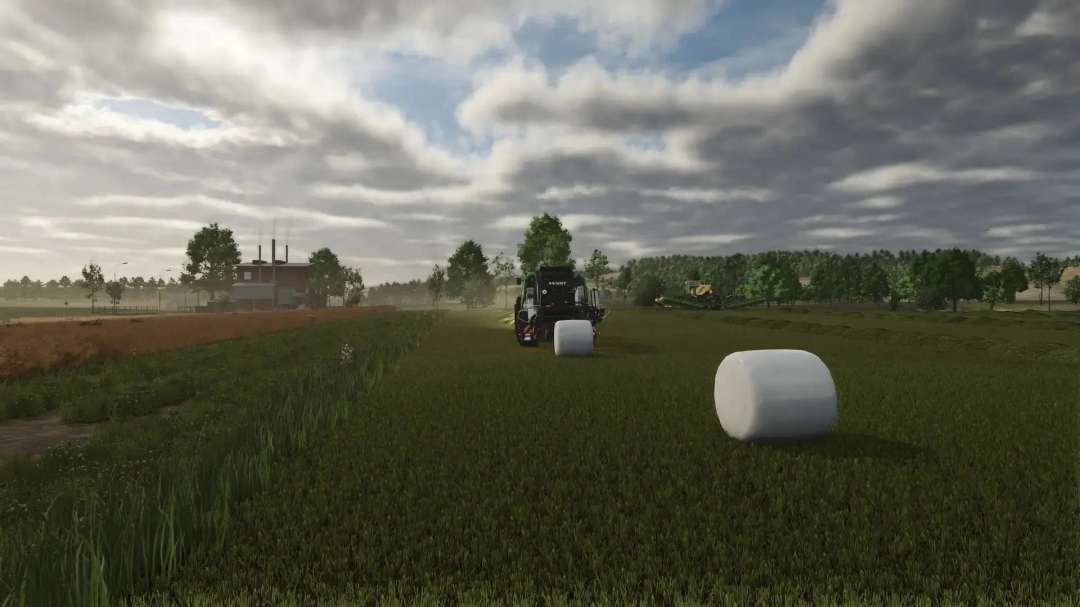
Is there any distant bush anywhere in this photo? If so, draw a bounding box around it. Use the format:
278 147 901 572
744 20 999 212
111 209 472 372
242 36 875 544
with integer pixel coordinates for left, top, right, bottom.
633 275 665 307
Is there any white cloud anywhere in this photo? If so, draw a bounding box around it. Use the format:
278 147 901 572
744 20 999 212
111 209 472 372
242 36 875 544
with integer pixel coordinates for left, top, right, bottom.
801 227 878 240
78 195 390 229
640 187 774 203
848 196 905 209
985 224 1050 238
669 234 752 245
604 240 662 257
829 162 1038 194
537 184 608 201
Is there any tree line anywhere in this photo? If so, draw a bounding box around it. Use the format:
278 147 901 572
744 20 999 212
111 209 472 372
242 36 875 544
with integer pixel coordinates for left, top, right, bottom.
615 249 1080 311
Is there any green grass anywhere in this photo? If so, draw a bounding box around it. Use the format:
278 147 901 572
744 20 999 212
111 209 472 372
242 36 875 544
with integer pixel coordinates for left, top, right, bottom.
1 314 390 423
0 311 442 606
129 308 1077 606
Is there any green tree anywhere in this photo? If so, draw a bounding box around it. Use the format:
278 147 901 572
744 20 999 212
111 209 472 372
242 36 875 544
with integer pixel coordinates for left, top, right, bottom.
461 277 496 309
1042 256 1065 311
633 275 665 307
886 265 915 311
181 223 242 301
863 263 890 307
978 268 1005 310
58 275 72 288
1028 253 1049 306
775 261 801 306
343 267 365 307
583 249 611 292
427 264 447 309
18 276 31 299
446 240 491 302
615 262 634 295
489 253 518 309
81 263 105 313
933 248 978 312
309 247 346 301
740 263 785 309
1000 257 1028 303
517 213 574 271
1063 275 1080 305
105 280 125 309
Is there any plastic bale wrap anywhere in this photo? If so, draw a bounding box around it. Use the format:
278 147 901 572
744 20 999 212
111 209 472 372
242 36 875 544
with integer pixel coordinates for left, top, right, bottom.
714 349 836 442
554 320 593 357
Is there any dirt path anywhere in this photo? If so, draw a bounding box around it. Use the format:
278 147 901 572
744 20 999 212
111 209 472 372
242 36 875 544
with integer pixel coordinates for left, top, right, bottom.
0 404 189 462
0 410 96 461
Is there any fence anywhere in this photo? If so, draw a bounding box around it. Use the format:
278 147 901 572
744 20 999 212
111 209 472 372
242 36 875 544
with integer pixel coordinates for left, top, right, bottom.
92 306 161 316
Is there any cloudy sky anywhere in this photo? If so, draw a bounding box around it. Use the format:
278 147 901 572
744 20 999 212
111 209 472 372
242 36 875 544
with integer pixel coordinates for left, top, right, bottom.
1 0 1078 285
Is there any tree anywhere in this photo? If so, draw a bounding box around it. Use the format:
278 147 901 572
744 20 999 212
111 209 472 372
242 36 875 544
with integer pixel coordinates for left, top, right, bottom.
932 248 978 312
58 275 72 288
863 263 890 307
181 223 242 301
18 276 31 299
309 247 346 302
1000 257 1028 303
775 262 801 305
81 263 105 313
489 253 518 309
46 279 59 289
633 275 665 307
1029 252 1050 306
740 263 785 308
343 267 365 307
978 268 1005 311
461 277 496 309
886 265 915 311
583 249 611 292
615 262 634 295
517 213 574 272
1042 256 1065 311
427 264 447 309
105 280 125 309
446 240 491 300
1063 275 1080 305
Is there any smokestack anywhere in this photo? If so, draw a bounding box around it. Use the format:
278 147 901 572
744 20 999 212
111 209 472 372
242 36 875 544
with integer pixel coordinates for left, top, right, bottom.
271 239 277 280
286 244 289 264
258 245 263 282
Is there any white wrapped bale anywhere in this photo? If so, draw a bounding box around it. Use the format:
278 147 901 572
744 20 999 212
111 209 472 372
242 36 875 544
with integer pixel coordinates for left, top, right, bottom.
554 320 593 357
714 349 836 442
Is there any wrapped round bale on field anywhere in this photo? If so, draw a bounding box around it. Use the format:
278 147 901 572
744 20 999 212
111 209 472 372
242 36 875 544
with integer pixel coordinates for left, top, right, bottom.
554 320 593 357
714 349 836 442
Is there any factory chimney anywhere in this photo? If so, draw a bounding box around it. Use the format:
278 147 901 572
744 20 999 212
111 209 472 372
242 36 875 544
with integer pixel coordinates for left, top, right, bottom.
271 239 277 282
286 244 289 264
258 245 263 282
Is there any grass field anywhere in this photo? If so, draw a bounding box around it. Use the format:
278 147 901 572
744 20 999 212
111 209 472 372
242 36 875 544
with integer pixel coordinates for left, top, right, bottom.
1 307 1077 605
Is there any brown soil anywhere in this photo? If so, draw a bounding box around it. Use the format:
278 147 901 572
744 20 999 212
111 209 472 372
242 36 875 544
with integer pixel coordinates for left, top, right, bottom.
0 403 193 462
0 306 395 380
0 410 96 461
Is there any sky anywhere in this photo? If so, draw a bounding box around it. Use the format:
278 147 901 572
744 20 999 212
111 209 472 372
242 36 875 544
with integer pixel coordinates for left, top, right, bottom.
1 0 1078 285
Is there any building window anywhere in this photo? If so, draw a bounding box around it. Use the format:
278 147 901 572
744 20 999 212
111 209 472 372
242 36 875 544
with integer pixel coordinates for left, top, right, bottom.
244 271 252 280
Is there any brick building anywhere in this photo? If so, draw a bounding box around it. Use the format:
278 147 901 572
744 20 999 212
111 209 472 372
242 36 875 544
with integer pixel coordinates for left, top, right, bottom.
231 240 322 310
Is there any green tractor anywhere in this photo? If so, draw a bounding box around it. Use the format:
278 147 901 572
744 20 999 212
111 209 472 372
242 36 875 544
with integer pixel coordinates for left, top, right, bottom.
513 266 609 347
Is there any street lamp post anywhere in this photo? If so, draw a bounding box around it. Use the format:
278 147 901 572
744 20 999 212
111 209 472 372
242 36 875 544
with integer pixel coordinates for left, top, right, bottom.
111 261 128 313
159 269 172 311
